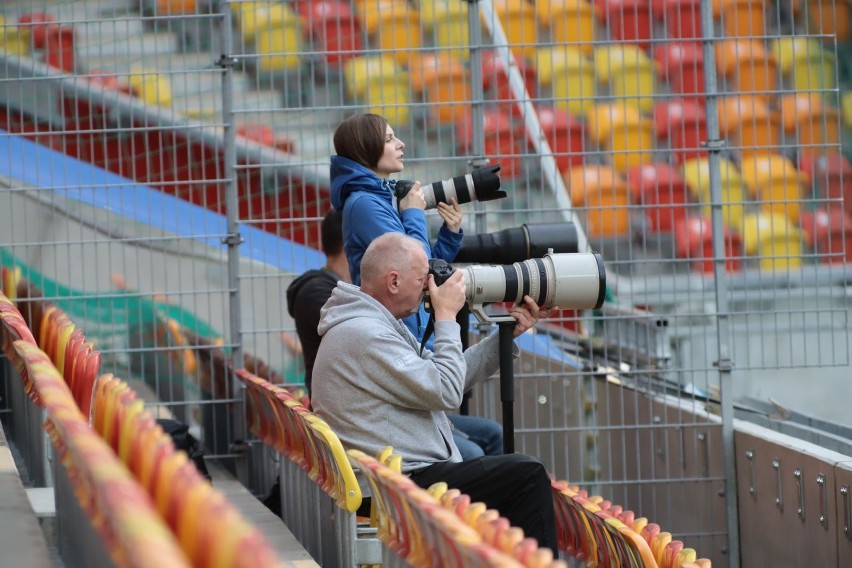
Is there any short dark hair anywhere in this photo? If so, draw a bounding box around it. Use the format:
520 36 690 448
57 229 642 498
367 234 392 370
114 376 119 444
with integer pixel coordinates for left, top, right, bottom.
332 113 388 170
320 208 343 256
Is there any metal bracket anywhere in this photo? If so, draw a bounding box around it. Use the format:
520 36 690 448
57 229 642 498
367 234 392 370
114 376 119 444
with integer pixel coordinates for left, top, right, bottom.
713 358 734 372
215 54 238 68
794 468 805 521
222 233 244 246
773 458 783 511
841 485 851 538
817 474 828 528
702 139 727 151
467 156 491 170
745 449 756 497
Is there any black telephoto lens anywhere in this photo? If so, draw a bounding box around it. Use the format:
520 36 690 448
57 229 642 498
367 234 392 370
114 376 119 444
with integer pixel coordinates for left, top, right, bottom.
454 222 579 264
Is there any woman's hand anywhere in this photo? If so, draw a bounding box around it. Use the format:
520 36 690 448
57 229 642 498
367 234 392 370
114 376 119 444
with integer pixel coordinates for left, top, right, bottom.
437 198 463 233
398 182 426 210
509 296 559 338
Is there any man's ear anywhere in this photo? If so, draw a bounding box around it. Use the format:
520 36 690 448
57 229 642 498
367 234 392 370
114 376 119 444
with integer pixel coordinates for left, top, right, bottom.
387 270 400 294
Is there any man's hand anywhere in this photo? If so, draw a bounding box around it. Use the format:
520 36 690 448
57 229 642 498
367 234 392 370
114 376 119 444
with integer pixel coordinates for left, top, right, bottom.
437 197 463 233
509 296 558 337
428 269 466 321
398 181 426 210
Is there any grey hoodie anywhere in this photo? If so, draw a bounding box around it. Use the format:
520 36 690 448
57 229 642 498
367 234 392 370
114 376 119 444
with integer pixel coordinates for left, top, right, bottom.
311 282 511 473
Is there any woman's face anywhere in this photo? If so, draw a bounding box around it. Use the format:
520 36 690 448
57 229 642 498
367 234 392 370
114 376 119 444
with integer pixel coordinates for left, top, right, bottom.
373 124 405 178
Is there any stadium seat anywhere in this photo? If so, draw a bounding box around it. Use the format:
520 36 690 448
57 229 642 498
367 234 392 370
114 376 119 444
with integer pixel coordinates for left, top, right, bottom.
235 2 305 73
594 45 657 112
295 0 364 66
17 12 58 49
357 0 421 65
712 0 766 38
128 66 174 108
481 50 538 116
565 164 631 238
799 208 852 263
682 157 748 229
419 0 469 58
586 103 655 172
797 0 851 43
715 40 778 101
844 92 852 129
536 0 597 54
653 99 708 164
742 212 803 271
455 110 525 178
740 154 806 222
489 0 538 61
778 93 841 158
537 107 587 172
408 51 471 124
343 55 411 125
798 153 852 213
41 26 76 73
625 164 693 232
0 15 31 56
536 46 596 115
654 42 705 103
770 37 836 95
153 0 197 13
595 0 653 51
674 215 743 273
651 0 702 39
718 96 781 158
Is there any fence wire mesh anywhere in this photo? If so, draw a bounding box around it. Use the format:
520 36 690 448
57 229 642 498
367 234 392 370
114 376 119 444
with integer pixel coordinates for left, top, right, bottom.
0 0 851 566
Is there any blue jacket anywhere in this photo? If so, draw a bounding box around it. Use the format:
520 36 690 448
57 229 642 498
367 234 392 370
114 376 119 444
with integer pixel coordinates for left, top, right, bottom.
330 155 463 340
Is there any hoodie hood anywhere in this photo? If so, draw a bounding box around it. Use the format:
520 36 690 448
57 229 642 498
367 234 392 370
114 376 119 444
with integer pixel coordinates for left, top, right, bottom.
285 269 325 317
318 282 416 346
330 155 396 210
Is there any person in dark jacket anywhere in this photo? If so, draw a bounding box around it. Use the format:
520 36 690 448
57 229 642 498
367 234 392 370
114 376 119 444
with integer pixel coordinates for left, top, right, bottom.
285 209 350 397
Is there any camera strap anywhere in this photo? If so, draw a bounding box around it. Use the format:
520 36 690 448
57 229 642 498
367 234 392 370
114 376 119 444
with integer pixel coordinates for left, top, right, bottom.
419 311 436 356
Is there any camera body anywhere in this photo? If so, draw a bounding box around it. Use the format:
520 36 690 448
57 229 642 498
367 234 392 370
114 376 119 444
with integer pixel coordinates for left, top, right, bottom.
428 258 456 286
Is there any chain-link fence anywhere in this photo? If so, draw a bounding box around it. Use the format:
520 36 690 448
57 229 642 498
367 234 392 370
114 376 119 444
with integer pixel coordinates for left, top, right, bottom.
1 0 851 566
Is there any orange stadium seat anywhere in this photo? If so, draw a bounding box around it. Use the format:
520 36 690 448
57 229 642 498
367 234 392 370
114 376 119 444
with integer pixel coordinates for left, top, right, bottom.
715 40 778 101
343 55 411 125
536 0 596 54
796 0 851 42
419 0 469 58
770 37 836 95
536 107 587 172
655 42 705 103
625 163 693 232
742 212 803 271
594 44 657 112
654 99 708 164
778 93 841 159
489 0 538 61
595 0 653 51
718 95 781 158
740 154 806 222
651 0 702 39
295 0 364 66
799 208 852 263
565 164 631 238
409 51 471 123
798 153 852 214
456 110 526 179
682 156 748 230
536 46 596 115
712 0 766 38
674 215 743 273
586 103 655 172
357 0 421 65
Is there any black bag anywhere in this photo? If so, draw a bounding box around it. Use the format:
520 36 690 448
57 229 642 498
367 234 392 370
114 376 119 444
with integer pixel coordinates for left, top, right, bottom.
157 418 212 482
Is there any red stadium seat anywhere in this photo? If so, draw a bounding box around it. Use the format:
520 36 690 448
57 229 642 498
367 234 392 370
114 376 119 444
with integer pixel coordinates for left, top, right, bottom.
625 164 693 232
654 42 704 103
651 0 702 39
799 208 852 263
481 49 537 117
17 12 58 49
595 0 653 51
798 153 852 215
455 110 525 179
674 216 742 273
536 107 587 172
295 0 364 66
653 99 707 164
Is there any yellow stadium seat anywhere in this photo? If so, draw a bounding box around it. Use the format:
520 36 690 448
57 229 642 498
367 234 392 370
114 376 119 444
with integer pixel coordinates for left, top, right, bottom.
594 45 657 112
358 0 421 65
564 165 631 238
712 0 767 38
843 92 852 129
128 66 173 107
343 55 411 125
233 2 304 73
586 103 655 172
742 212 803 271
419 0 469 59
740 155 806 222
489 0 538 61
536 46 596 115
0 15 30 56
535 0 596 54
770 37 836 94
682 157 748 229
778 93 841 158
408 52 470 123
715 40 778 101
718 96 781 158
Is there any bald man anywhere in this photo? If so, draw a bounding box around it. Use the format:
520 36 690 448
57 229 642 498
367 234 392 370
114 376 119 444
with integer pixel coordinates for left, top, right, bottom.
311 232 557 553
